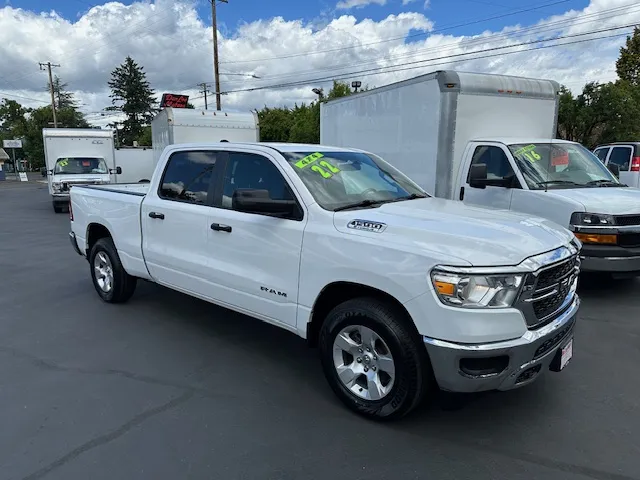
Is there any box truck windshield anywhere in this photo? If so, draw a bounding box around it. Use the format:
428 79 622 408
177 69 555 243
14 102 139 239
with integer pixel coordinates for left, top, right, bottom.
54 157 109 175
507 142 621 189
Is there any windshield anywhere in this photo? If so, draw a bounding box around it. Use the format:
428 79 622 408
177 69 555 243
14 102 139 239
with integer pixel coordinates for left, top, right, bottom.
281 150 427 210
508 143 620 189
54 157 108 175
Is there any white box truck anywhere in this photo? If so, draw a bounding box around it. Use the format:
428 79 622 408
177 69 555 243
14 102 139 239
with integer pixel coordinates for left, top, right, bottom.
114 146 155 183
151 108 260 165
43 128 119 213
320 70 640 277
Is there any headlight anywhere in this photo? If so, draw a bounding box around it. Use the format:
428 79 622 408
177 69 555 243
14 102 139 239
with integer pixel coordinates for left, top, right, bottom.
52 182 62 192
430 269 524 309
570 212 615 226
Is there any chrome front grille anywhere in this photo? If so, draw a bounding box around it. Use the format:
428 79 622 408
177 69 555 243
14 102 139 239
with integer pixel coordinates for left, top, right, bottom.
516 254 580 329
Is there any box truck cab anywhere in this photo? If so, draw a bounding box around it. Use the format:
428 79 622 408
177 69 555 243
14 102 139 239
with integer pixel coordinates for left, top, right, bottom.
320 70 640 276
43 128 119 213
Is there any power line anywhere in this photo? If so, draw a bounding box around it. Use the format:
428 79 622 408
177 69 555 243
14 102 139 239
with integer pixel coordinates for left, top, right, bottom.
39 62 61 128
218 27 633 95
220 0 572 65
249 4 640 84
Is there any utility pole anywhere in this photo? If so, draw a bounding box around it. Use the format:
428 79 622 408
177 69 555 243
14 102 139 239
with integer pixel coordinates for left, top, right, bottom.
39 62 60 128
211 0 227 111
199 83 210 110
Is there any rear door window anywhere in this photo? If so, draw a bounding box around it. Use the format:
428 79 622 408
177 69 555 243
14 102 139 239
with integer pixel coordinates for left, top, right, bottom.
608 146 632 172
159 150 220 205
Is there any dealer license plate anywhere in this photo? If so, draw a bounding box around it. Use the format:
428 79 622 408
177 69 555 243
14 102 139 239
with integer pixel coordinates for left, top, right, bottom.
560 338 573 370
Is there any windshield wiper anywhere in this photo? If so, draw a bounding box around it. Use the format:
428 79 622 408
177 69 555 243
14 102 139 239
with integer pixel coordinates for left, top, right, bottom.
585 179 627 187
537 180 583 187
334 199 388 212
389 193 429 203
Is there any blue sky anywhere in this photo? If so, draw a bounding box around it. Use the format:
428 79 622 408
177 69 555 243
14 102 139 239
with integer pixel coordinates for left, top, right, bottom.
11 0 589 37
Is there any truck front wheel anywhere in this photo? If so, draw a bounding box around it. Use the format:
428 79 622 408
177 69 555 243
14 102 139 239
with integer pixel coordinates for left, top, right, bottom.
89 237 137 303
319 297 432 420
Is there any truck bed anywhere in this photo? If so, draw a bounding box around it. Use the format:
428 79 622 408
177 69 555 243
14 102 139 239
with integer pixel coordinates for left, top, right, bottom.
70 183 149 280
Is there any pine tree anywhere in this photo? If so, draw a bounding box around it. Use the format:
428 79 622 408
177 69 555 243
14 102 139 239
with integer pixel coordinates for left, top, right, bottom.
107 56 157 145
616 27 640 86
47 75 76 110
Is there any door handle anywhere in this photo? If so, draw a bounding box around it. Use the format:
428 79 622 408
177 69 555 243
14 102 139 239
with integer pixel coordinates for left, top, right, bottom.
148 212 165 220
210 223 232 233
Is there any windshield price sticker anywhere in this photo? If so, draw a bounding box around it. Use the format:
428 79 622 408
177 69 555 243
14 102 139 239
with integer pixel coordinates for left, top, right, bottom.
513 145 541 163
58 159 69 167
294 152 325 169
294 152 342 179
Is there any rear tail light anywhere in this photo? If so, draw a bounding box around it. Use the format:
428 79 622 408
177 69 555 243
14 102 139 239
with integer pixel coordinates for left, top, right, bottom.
632 157 640 172
69 200 74 221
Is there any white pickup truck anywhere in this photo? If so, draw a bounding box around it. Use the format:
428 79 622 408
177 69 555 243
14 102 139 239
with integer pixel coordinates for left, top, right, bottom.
69 142 580 419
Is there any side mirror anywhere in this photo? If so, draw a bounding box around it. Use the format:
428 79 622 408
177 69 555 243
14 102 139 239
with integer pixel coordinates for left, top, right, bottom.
607 163 620 179
110 166 123 175
468 163 488 189
47 169 53 176
233 189 296 216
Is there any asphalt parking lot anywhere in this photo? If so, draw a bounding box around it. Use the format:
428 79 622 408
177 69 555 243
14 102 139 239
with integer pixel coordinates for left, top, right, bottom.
1 181 639 480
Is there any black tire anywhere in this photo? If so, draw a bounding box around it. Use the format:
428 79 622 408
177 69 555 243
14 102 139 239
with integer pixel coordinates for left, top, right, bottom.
89 237 137 303
53 202 63 213
319 297 432 420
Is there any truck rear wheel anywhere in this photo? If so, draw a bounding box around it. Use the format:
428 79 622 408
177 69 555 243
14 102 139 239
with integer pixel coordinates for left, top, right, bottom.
89 237 137 303
319 297 431 420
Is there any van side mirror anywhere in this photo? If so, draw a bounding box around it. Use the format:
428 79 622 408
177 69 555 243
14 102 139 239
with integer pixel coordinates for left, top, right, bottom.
468 163 488 188
233 189 296 216
607 163 620 178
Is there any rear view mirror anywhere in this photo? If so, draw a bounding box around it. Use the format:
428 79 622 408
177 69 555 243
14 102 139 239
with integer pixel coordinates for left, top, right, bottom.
468 163 488 188
110 166 123 175
607 163 620 179
233 189 296 216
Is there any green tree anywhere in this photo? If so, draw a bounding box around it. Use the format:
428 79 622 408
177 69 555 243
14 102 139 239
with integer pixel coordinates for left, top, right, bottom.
107 56 157 145
616 27 640 86
0 99 29 168
47 75 76 110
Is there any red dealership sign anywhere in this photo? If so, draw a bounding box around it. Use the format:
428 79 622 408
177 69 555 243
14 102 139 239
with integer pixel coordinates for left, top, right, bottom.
160 93 190 108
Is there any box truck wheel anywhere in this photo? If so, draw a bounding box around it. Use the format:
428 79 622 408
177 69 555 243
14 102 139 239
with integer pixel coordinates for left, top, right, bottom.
89 237 137 303
53 202 64 213
318 297 432 420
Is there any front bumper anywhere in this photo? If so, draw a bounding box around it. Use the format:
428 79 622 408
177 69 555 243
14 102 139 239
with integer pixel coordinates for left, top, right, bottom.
52 193 70 202
423 295 579 393
579 245 640 273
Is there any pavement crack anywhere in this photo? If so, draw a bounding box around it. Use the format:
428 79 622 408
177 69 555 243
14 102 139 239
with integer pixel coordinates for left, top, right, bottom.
21 390 195 480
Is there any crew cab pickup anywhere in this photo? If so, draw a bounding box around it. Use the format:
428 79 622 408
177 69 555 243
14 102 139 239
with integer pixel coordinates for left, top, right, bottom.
69 142 581 419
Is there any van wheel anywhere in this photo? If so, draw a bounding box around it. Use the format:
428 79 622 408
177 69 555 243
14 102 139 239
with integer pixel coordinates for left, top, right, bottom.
89 237 137 303
319 297 431 420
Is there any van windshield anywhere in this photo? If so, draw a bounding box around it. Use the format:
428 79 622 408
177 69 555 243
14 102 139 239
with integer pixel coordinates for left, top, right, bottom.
54 157 108 175
508 143 621 189
281 151 427 211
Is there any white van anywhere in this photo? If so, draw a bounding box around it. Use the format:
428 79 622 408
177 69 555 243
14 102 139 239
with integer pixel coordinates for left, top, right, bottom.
593 142 640 188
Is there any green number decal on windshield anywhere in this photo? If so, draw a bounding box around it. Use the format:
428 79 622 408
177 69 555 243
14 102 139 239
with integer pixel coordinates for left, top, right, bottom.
58 159 69 167
294 152 324 169
311 160 342 179
513 144 541 163
294 153 341 179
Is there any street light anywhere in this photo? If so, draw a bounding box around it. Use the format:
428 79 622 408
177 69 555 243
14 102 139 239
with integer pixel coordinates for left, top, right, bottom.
352 80 362 93
312 88 324 101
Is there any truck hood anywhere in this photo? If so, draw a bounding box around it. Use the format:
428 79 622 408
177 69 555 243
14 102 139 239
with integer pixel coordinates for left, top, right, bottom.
334 198 574 267
540 187 640 215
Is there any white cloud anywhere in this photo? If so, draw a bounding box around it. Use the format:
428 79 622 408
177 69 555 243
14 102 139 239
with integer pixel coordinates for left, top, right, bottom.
336 0 387 10
402 0 418 5
0 0 635 128
424 0 430 8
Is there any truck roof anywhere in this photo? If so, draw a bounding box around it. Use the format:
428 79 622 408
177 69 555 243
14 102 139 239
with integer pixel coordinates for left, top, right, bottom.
167 142 363 153
42 128 114 138
323 70 560 106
